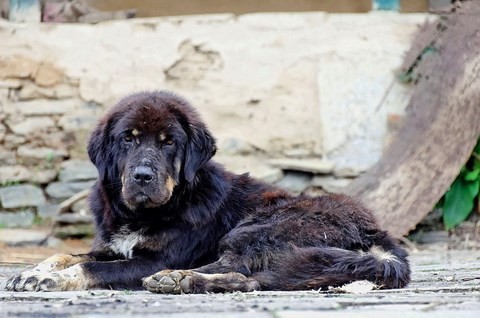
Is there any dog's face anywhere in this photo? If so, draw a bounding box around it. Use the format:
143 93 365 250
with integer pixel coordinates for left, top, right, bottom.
87 91 216 211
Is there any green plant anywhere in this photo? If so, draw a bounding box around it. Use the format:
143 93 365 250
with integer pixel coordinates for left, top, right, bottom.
439 139 480 230
45 150 56 169
0 180 21 187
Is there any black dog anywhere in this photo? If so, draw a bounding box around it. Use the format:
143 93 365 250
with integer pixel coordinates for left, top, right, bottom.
6 91 410 293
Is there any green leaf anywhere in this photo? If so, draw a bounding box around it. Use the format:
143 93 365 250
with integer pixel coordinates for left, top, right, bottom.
463 168 480 181
473 139 480 154
442 177 479 230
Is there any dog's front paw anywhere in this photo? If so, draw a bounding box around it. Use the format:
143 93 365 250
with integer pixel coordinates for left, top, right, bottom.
143 270 193 294
5 271 61 292
5 264 89 292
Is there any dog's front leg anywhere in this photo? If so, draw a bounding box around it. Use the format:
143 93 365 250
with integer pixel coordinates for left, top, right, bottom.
6 257 164 292
5 253 96 292
5 251 121 292
78 257 165 290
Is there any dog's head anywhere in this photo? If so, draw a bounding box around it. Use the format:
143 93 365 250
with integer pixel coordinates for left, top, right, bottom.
87 91 216 211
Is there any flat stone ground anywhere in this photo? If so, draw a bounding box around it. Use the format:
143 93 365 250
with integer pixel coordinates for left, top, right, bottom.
0 247 479 318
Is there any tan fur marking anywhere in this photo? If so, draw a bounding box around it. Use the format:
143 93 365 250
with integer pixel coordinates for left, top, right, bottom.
132 129 140 136
34 254 92 272
165 175 177 194
57 264 92 290
159 132 167 141
37 264 93 291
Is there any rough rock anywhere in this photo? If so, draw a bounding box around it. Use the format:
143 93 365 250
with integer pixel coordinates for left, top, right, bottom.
11 99 78 116
31 170 58 184
0 149 16 165
2 135 26 149
318 53 413 172
0 184 46 208
0 79 22 88
311 175 352 193
0 210 35 228
215 155 283 183
334 167 364 178
42 131 77 152
413 231 450 245
45 181 95 201
269 158 335 174
17 146 68 163
0 12 427 163
58 113 99 131
164 40 223 82
218 138 257 156
275 172 312 193
5 117 55 136
34 62 64 87
18 82 77 100
79 76 113 104
0 89 8 102
54 224 94 239
0 123 6 142
0 12 432 198
45 236 63 248
282 148 313 158
0 55 38 79
0 165 30 183
71 198 89 214
0 228 49 246
59 160 98 182
55 213 92 224
37 204 60 220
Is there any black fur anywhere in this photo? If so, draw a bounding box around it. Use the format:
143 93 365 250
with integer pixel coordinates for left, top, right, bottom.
9 91 411 292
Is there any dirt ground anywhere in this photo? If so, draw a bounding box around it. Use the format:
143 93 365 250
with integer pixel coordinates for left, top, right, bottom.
0 242 479 317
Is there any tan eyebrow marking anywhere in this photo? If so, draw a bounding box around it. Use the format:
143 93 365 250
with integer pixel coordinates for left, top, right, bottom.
159 132 167 141
132 129 140 136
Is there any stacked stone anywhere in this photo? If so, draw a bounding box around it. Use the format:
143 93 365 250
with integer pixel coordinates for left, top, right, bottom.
0 12 427 244
0 55 100 244
0 159 97 245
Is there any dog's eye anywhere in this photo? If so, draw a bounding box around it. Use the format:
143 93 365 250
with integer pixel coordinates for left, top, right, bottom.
124 134 133 143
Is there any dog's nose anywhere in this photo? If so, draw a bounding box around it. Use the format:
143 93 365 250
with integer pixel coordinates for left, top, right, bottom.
133 166 155 184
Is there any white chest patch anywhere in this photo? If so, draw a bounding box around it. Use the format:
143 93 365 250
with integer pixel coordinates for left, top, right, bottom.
109 227 146 259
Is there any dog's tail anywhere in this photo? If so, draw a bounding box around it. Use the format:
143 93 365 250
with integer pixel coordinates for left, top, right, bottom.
254 233 410 290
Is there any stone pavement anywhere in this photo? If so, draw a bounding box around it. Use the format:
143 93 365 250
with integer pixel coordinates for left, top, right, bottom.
0 248 479 317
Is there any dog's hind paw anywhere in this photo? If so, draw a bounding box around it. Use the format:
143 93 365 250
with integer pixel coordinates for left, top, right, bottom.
143 270 193 294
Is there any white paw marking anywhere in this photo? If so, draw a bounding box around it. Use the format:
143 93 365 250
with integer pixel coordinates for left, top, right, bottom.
6 264 88 292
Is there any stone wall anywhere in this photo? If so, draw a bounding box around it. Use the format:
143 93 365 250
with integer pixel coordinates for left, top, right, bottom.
0 12 432 237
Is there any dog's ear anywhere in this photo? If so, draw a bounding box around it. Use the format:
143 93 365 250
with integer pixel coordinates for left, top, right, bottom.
87 114 118 181
184 124 217 183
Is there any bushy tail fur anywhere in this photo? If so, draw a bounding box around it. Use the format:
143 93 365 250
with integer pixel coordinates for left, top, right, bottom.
254 235 410 290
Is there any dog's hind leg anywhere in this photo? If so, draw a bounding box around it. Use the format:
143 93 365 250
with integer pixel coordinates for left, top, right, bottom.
143 270 260 294
252 243 410 291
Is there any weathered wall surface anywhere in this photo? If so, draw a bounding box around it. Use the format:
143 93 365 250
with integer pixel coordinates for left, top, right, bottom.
0 12 431 235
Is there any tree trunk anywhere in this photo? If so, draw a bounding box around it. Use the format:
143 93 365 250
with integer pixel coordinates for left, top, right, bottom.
346 1 480 238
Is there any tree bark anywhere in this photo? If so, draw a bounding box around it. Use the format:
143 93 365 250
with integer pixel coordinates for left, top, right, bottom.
346 1 480 238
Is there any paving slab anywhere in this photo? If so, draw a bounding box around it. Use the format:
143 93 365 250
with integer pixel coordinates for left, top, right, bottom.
0 248 479 317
